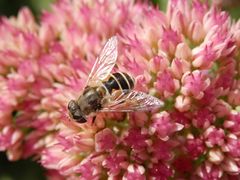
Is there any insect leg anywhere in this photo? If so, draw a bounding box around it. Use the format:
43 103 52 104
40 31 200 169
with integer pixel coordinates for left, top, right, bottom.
92 116 96 124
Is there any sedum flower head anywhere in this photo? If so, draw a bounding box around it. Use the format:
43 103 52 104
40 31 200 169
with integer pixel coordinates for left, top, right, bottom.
0 0 240 179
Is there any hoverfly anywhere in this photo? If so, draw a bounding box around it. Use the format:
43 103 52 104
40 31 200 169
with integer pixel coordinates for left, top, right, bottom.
68 36 164 123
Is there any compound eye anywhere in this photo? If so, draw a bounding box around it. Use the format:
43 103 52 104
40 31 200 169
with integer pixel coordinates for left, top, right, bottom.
73 110 86 123
72 109 82 119
68 100 78 111
75 117 87 123
67 100 87 123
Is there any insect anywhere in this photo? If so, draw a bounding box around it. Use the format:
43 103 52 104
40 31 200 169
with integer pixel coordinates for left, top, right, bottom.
68 36 164 123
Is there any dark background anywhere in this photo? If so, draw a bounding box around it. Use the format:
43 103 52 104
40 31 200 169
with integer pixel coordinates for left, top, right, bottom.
0 0 239 180
0 0 54 17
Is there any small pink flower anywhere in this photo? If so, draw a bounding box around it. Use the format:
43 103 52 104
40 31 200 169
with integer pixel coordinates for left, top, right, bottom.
0 125 23 160
175 95 191 112
7 74 29 97
181 70 210 99
74 157 102 180
41 143 67 170
22 130 46 158
203 7 230 32
170 57 191 79
225 137 240 158
189 19 205 43
192 43 219 68
186 138 205 159
158 28 182 57
149 162 173 179
214 58 235 91
150 112 183 140
123 164 146 180
232 20 240 47
213 100 231 118
2 129 22 150
95 128 117 152
0 21 40 58
204 126 225 148
0 98 14 126
228 89 240 106
197 162 223 179
129 112 148 127
192 108 215 129
224 112 240 134
149 55 169 74
191 0 209 22
154 70 180 98
150 139 173 161
58 155 81 176
167 0 191 33
58 125 95 152
102 150 128 176
208 148 224 164
134 73 152 93
170 110 190 126
124 128 148 150
221 158 239 174
130 149 150 164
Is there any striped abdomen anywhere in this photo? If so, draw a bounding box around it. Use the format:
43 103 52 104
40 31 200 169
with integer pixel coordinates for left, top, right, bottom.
103 72 134 94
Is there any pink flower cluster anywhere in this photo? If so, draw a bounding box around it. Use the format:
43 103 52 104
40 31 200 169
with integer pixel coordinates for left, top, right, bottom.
0 0 240 179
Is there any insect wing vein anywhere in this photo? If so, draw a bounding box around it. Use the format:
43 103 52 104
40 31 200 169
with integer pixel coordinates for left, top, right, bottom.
100 90 164 112
86 36 118 86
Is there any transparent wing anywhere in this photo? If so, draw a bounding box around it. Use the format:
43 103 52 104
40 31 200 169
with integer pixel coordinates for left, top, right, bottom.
100 90 164 112
86 36 118 86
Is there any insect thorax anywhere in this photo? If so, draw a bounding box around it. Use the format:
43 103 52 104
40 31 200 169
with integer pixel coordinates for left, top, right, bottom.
77 87 103 115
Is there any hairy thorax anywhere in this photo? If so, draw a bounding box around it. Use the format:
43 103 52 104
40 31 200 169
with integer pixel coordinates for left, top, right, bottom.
77 87 103 115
